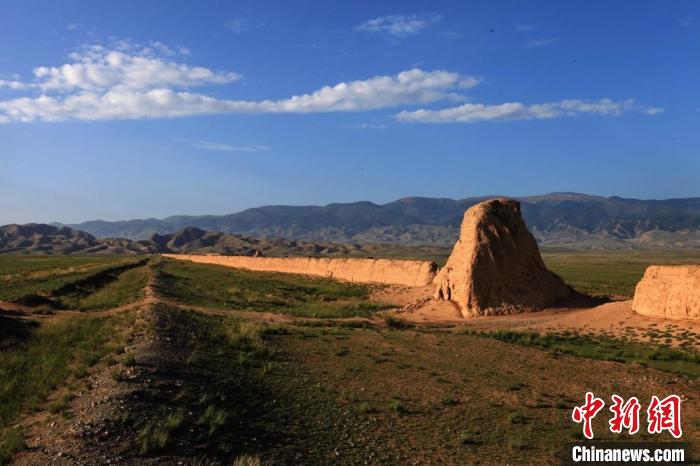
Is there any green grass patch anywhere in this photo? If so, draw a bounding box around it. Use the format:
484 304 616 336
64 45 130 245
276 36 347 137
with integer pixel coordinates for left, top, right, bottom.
137 408 187 453
389 399 408 414
197 404 228 437
122 351 137 367
0 427 24 465
157 259 389 318
0 255 129 276
0 313 128 462
384 315 414 329
470 330 700 377
47 395 72 415
541 249 700 297
506 382 526 391
0 256 143 303
59 264 149 310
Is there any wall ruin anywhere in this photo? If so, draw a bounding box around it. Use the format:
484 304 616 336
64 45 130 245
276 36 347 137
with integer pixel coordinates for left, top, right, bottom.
632 265 700 321
162 254 437 287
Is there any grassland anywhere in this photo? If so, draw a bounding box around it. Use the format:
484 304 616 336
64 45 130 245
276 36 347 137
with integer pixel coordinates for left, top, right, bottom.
0 255 146 306
157 258 389 318
0 313 133 463
0 250 699 464
468 329 700 376
0 256 130 276
541 248 700 297
57 264 149 310
252 325 699 463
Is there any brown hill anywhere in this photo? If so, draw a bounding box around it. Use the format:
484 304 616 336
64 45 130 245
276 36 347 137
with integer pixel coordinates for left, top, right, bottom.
0 223 159 255
150 227 375 256
433 199 572 317
0 224 449 259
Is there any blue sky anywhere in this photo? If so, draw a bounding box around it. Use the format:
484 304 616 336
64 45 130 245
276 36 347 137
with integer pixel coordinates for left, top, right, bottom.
1 0 698 224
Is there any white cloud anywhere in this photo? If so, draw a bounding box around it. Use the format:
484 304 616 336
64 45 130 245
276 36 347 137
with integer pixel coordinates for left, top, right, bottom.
31 45 239 93
225 18 249 34
266 69 476 112
396 98 642 123
644 107 665 115
356 13 442 39
523 38 559 49
0 40 661 126
0 48 479 122
189 141 271 152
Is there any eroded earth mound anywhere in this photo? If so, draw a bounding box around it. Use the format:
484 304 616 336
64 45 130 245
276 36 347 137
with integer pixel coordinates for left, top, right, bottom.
632 265 700 320
434 199 572 317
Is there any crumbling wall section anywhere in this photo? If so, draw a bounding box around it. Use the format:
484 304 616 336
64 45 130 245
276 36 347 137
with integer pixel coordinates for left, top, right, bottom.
632 265 700 320
162 254 437 287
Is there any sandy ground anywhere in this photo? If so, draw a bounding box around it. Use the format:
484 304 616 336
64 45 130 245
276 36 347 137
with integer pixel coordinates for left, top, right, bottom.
531 301 700 333
374 285 700 348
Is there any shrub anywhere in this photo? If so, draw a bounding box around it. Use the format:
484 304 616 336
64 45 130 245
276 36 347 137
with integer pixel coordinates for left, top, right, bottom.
384 316 414 329
389 400 408 414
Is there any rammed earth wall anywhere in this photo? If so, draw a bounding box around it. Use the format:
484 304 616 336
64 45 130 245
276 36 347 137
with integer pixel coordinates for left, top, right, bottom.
633 265 700 321
162 254 437 287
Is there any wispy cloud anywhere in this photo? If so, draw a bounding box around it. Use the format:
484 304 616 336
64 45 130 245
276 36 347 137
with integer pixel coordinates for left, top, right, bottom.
643 107 665 115
514 23 535 33
523 37 559 49
225 18 249 34
397 99 661 124
189 141 271 152
356 13 442 39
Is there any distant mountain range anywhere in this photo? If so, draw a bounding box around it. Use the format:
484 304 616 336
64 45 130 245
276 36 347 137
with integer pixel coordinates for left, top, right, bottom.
0 224 449 258
60 193 700 249
0 223 151 255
